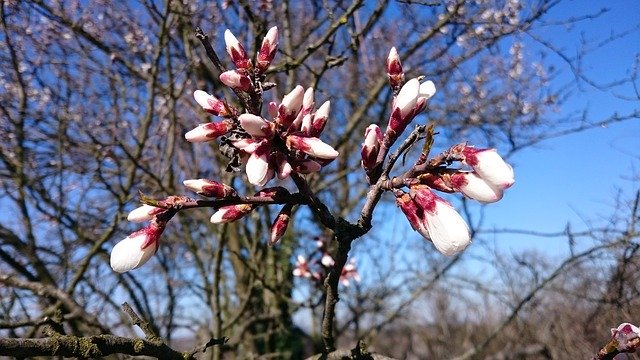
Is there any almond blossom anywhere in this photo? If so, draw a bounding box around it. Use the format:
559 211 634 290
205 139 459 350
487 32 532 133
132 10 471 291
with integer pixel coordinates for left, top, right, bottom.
110 224 164 273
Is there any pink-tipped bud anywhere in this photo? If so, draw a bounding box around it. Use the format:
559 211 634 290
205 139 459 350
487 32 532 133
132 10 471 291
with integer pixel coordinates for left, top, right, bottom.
300 114 313 135
450 172 503 203
183 179 237 198
267 101 278 118
286 135 339 160
110 224 164 273
210 204 253 224
387 78 420 139
246 141 273 186
127 204 164 223
278 85 304 126
269 203 293 246
185 120 234 142
387 47 404 91
193 90 232 117
361 124 383 172
239 114 274 138
410 185 471 256
309 101 330 137
461 147 515 190
256 26 279 73
219 70 253 92
224 29 251 70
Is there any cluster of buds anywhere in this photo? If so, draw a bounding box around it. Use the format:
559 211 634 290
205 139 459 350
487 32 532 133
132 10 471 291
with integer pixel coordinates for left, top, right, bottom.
293 238 361 287
360 48 514 256
186 26 337 187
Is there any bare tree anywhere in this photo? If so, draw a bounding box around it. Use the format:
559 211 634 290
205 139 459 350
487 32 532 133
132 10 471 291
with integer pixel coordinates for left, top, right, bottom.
0 0 638 359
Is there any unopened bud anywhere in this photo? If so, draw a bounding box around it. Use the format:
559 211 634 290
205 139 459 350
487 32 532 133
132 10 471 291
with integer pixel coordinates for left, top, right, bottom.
256 26 279 73
224 29 251 70
219 70 253 92
269 203 293 246
185 120 234 142
183 179 237 198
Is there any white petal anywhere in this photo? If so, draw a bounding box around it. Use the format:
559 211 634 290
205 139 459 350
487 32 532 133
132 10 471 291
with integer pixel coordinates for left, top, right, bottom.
127 205 159 222
474 150 515 189
457 172 503 203
395 78 420 117
110 234 157 273
193 90 211 109
419 80 436 100
246 152 270 185
425 201 471 256
239 114 271 137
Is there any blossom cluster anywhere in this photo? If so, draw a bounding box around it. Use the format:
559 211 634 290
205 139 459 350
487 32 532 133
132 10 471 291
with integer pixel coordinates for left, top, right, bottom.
293 238 361 287
360 47 514 256
185 27 337 187
110 26 514 275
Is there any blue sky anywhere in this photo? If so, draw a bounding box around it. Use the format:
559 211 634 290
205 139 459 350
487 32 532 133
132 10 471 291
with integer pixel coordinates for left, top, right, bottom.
490 0 640 252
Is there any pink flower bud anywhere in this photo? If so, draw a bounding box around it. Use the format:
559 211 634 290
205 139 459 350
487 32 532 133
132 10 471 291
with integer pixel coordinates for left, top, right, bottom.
224 29 251 70
269 204 293 246
410 186 471 256
210 204 253 224
461 147 514 189
450 172 503 203
387 78 420 139
387 47 404 90
185 120 234 142
267 101 278 118
127 204 164 222
110 224 163 273
193 90 232 117
300 114 313 135
246 141 273 186
239 114 274 138
302 87 315 114
361 124 383 172
219 70 253 92
286 135 339 159
278 85 304 126
183 179 237 198
256 26 278 73
308 100 330 137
